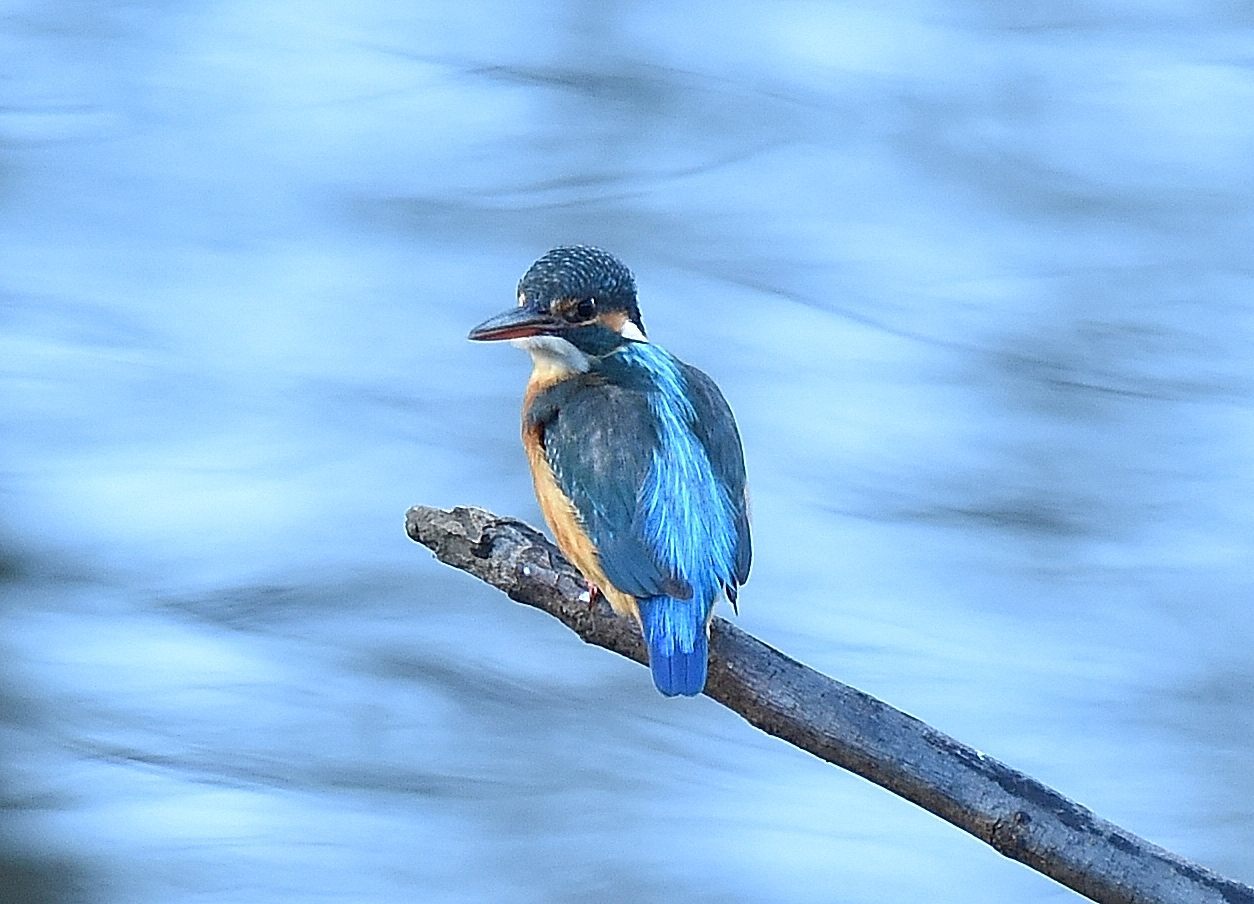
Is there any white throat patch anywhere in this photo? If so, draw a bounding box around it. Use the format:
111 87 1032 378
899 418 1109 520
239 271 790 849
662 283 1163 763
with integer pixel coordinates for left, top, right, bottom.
513 334 593 379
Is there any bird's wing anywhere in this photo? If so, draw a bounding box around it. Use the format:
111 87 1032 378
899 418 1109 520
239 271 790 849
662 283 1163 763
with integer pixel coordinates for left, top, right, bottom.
539 380 692 600
680 363 752 588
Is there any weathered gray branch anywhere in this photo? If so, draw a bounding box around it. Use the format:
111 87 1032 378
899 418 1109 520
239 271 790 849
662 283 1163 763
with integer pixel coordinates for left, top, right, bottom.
406 504 1252 904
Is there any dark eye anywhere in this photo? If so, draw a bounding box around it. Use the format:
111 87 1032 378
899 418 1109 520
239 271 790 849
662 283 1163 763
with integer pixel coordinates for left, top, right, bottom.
569 297 597 322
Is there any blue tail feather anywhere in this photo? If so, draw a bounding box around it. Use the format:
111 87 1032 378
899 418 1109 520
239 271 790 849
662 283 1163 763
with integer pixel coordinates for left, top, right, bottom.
638 595 708 697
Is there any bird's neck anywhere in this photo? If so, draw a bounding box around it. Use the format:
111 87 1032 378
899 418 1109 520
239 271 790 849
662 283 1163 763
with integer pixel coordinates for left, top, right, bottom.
519 333 679 405
601 339 680 388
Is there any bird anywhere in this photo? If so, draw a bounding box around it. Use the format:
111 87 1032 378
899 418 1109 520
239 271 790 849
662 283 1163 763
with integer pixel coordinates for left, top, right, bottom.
468 245 751 696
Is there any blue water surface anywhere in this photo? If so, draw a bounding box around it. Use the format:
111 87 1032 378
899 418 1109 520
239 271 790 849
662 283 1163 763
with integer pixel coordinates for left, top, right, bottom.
2 3 1252 902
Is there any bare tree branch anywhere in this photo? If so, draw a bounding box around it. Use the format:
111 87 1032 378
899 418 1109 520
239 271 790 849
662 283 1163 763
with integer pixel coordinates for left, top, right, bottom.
405 504 1253 904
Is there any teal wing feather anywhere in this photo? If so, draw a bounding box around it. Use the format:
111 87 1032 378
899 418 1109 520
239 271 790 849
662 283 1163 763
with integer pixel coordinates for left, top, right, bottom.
532 379 691 600
680 363 752 590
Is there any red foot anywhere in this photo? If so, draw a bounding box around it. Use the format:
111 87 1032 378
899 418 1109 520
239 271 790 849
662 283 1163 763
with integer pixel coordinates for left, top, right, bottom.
586 580 603 610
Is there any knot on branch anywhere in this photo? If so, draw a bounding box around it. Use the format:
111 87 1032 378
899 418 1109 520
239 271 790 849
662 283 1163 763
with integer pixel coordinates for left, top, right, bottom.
989 809 1033 858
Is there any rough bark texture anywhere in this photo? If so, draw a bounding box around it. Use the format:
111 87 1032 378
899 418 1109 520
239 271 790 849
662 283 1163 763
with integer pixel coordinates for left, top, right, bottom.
406 504 1253 904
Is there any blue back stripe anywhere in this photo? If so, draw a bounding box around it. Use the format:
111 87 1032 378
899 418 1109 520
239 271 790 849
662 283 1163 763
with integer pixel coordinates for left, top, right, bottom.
618 343 738 611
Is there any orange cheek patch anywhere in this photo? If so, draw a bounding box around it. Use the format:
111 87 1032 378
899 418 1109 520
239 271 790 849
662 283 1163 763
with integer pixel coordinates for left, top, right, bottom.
599 311 629 333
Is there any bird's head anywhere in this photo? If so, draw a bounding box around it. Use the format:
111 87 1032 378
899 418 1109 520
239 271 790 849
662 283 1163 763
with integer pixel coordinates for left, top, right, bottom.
468 246 646 359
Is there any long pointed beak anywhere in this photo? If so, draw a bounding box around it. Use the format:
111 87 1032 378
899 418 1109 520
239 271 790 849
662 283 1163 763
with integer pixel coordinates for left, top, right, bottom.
467 307 561 342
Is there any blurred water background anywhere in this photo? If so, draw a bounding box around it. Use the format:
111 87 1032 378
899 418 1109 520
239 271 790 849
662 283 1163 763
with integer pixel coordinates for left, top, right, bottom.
3 2 1253 902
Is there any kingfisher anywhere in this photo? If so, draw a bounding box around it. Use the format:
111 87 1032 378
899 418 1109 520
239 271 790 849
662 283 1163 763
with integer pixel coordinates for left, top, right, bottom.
468 245 751 697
